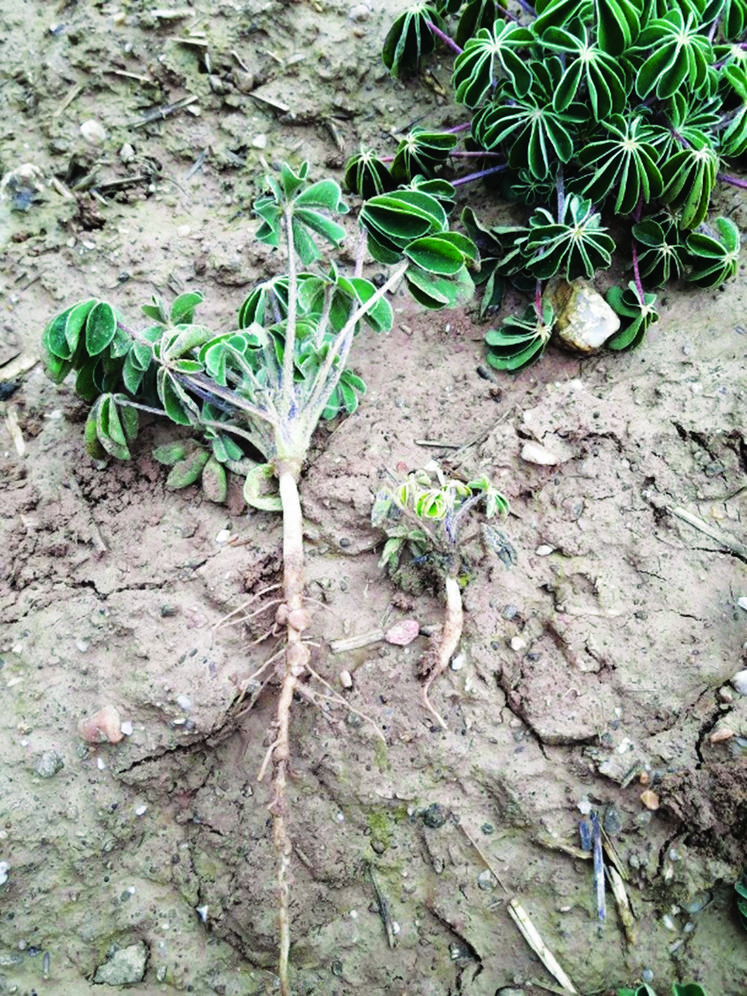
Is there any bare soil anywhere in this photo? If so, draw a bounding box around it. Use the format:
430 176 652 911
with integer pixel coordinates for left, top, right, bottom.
1 3 746 995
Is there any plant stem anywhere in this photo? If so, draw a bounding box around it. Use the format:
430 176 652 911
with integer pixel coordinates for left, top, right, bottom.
451 164 508 186
425 19 463 56
281 204 299 422
271 460 311 996
718 171 747 189
303 259 408 425
422 571 463 729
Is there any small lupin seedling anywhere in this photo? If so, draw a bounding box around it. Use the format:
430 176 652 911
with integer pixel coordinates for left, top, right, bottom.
373 463 510 728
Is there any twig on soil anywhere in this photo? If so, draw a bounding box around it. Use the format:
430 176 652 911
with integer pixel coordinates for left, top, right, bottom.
507 899 579 995
367 862 397 949
329 629 385 653
126 95 199 128
670 504 747 560
456 818 509 894
606 864 636 946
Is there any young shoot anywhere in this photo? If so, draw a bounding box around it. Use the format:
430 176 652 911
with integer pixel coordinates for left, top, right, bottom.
373 463 509 729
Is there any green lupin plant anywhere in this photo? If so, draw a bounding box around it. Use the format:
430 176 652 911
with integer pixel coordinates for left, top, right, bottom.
40 161 477 996
348 0 747 370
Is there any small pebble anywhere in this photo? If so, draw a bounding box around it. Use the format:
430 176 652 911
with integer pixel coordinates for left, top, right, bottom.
215 528 231 544
385 618 420 646
510 636 526 652
450 653 465 671
78 704 123 744
34 750 64 779
640 789 660 811
80 119 107 145
520 441 560 466
175 694 193 711
718 686 734 703
730 669 747 695
339 669 353 689
710 727 734 742
120 721 133 736
0 861 10 885
535 544 554 556
134 804 147 816
738 596 747 611
476 868 496 891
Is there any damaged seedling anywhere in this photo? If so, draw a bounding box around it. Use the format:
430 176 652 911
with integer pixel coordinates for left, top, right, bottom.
372 463 510 728
40 160 477 994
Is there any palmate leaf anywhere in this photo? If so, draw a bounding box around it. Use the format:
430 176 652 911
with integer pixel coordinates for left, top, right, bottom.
632 8 713 101
578 115 663 214
382 2 441 77
524 194 615 281
343 150 395 198
360 188 448 263
390 129 459 184
254 162 348 266
723 0 747 37
472 63 583 179
685 215 741 286
452 23 534 108
540 23 629 119
632 215 688 286
660 137 718 229
606 281 659 349
484 301 556 371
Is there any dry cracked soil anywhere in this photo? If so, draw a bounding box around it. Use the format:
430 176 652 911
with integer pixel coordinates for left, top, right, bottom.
0 2 746 995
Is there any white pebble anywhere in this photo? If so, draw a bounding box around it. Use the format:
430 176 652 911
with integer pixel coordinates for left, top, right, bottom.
731 669 747 695
134 804 147 816
510 636 526 652
80 119 107 145
535 544 554 556
120 721 133 736
450 653 465 671
215 528 231 544
339 669 353 689
252 134 268 149
737 596 747 611
521 441 560 465
175 694 193 711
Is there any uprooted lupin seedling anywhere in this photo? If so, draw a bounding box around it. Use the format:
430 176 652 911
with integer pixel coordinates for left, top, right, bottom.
346 0 747 369
40 160 478 994
373 463 510 728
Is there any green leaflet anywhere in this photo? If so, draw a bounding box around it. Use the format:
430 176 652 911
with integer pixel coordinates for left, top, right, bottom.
685 215 741 286
606 282 659 349
85 302 118 356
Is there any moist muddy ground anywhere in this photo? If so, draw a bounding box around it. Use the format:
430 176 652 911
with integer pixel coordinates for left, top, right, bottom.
1 2 746 995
